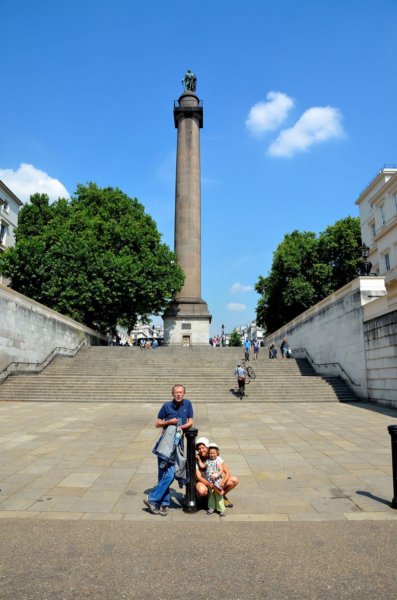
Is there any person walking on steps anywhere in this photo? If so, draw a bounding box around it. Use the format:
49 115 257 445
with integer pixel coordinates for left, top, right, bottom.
234 363 247 399
253 338 260 360
280 337 289 360
244 338 251 361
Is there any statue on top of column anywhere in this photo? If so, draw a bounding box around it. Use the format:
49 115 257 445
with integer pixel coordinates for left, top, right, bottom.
182 69 197 93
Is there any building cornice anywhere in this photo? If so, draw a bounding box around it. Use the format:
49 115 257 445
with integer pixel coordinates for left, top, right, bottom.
371 173 397 206
0 181 23 206
355 168 397 206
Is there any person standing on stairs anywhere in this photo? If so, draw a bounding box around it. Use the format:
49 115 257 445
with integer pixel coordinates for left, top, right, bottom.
253 338 260 360
244 338 251 361
280 337 289 360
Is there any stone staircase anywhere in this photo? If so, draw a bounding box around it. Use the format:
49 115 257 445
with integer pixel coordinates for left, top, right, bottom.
0 346 358 403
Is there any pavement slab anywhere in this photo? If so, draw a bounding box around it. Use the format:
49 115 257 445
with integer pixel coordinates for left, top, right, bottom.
0 400 396 525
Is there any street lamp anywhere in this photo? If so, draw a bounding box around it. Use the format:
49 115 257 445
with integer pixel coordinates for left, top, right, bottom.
221 324 225 347
359 243 372 276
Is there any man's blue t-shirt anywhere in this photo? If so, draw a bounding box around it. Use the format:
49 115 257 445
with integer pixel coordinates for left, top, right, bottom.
158 399 194 426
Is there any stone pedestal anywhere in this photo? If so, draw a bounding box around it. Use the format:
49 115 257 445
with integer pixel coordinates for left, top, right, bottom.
163 298 211 346
163 88 211 346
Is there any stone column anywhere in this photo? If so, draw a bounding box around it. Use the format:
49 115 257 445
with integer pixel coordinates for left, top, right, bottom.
163 85 211 345
174 92 202 301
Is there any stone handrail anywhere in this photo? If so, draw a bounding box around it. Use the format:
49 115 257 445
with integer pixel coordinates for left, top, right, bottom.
0 339 87 385
293 347 361 388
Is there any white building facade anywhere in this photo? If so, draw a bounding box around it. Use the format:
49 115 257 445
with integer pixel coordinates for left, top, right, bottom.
0 180 23 253
355 166 397 308
0 181 23 285
126 322 164 345
246 320 266 344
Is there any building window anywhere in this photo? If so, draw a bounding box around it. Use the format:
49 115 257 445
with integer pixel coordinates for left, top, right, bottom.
0 222 7 245
394 193 397 213
380 205 386 226
370 222 376 238
384 253 391 271
2 201 9 213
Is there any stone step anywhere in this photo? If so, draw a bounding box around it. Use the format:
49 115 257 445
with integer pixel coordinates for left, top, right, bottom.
0 379 353 390
0 347 357 403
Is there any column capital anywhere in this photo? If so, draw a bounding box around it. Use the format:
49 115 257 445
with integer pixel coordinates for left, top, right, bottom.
174 93 203 128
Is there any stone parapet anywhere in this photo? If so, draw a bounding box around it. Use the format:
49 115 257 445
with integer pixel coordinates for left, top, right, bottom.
265 277 387 400
0 284 106 373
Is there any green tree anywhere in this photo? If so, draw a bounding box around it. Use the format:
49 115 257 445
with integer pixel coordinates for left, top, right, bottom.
228 329 242 347
0 184 184 333
317 216 362 290
256 217 361 333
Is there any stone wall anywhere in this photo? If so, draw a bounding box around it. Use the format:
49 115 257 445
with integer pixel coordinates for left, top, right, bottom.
0 284 107 373
364 309 397 407
265 277 387 400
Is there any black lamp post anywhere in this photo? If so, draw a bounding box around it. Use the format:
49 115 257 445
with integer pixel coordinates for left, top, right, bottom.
388 425 397 508
359 243 372 276
221 324 225 347
183 427 198 512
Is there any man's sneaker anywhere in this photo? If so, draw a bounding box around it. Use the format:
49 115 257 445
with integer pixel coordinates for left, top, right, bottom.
159 505 168 517
223 496 234 508
219 511 225 517
207 508 215 515
143 498 159 515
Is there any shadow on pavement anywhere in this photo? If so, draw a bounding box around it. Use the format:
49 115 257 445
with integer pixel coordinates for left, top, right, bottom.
344 401 397 418
356 490 392 508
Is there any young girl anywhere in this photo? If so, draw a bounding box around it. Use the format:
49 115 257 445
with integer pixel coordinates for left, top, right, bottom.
204 443 225 517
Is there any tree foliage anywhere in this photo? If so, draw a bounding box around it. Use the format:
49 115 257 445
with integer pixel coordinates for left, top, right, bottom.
0 184 184 333
228 329 242 347
256 216 362 333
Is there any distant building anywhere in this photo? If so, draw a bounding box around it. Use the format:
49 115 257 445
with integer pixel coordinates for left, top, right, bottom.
126 322 164 345
225 321 266 346
246 320 266 343
355 166 397 304
0 180 23 252
0 180 23 284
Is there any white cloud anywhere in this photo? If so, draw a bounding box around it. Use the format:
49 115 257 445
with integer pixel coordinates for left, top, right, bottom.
229 282 253 294
246 91 294 136
267 106 344 158
227 303 247 311
0 163 70 203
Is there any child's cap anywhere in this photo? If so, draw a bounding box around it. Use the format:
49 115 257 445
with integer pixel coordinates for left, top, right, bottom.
208 442 219 450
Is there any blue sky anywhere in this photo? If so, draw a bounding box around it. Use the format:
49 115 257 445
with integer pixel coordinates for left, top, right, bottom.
1 0 397 335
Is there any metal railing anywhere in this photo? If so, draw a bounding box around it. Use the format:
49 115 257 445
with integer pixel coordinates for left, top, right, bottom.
0 339 86 385
293 347 361 387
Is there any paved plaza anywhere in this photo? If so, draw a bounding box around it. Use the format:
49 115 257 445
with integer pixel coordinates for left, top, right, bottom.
2 399 397 599
1 399 397 522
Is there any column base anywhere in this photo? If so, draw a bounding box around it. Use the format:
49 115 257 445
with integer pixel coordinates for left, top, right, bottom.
163 299 211 346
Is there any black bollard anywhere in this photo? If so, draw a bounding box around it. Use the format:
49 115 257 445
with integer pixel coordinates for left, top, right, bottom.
388 425 397 509
183 427 198 513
